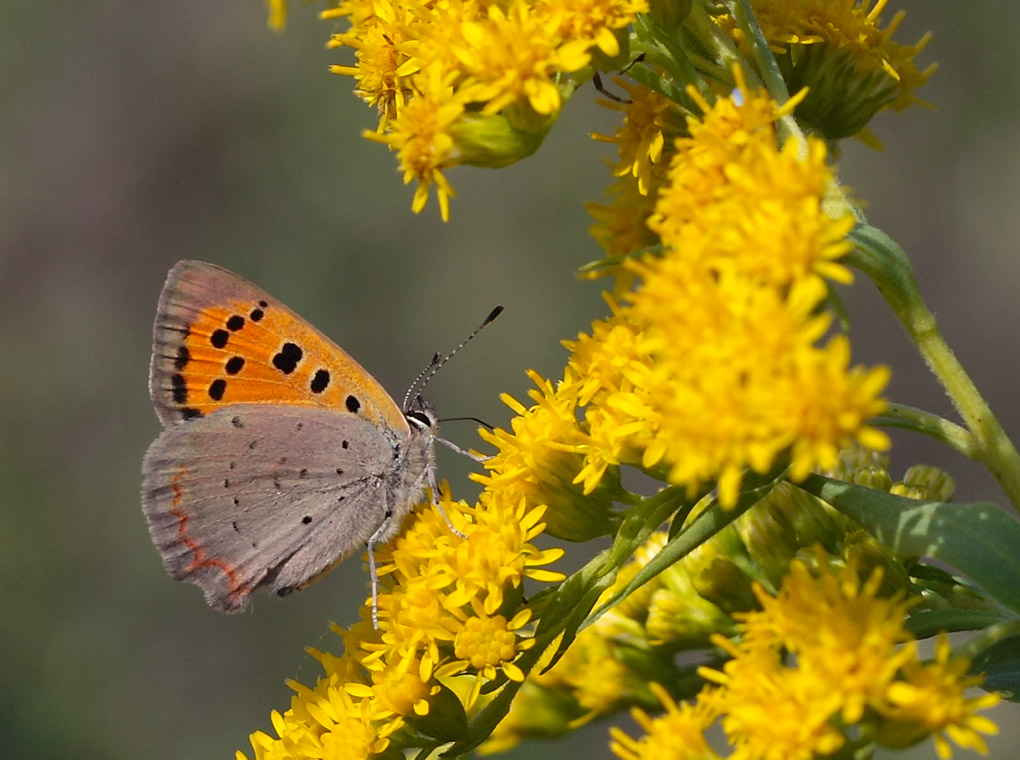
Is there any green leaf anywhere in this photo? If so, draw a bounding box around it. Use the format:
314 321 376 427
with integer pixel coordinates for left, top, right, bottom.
906 609 1010 640
583 468 787 630
799 474 1020 615
970 633 1020 701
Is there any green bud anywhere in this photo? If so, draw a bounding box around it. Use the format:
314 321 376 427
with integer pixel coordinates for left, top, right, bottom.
646 581 734 644
737 483 840 588
539 464 620 542
449 108 557 168
841 530 912 598
682 528 759 613
649 0 692 28
898 464 955 502
831 447 893 491
874 717 933 753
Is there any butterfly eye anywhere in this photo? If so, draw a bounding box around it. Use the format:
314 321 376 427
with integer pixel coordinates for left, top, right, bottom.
406 410 433 429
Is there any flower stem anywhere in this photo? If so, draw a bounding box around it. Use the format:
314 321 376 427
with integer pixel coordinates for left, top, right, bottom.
849 225 1020 512
874 403 978 458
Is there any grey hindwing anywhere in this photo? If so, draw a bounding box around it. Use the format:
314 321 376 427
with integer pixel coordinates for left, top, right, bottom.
141 404 428 611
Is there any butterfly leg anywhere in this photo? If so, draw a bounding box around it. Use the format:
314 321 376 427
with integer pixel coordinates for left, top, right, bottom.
366 528 384 630
426 464 468 540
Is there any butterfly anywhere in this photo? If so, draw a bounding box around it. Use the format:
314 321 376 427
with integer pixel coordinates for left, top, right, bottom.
141 260 499 624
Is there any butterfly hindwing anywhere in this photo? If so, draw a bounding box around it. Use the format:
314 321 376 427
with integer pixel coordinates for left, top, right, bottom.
141 404 425 611
149 260 409 435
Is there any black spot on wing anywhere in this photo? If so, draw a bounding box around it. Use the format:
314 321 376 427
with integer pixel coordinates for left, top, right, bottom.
211 329 229 349
225 356 245 375
174 346 190 370
171 373 187 404
310 369 330 394
345 395 361 413
272 342 303 374
209 379 226 401
226 315 245 331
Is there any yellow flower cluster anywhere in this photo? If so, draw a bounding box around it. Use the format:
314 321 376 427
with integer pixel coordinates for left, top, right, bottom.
324 0 647 218
716 0 935 141
238 490 564 759
481 452 986 756
275 0 936 217
611 555 1000 760
498 74 891 511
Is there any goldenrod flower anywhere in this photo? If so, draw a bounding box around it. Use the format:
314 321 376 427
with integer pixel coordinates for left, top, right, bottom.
235 4 1013 759
475 369 618 541
586 173 663 267
568 261 889 505
707 653 851 760
592 78 680 195
741 556 917 723
447 607 535 681
327 0 415 123
694 553 1000 760
650 80 853 288
718 0 934 139
238 675 404 760
454 1 592 120
541 0 650 59
880 635 1001 759
609 683 720 760
363 69 464 220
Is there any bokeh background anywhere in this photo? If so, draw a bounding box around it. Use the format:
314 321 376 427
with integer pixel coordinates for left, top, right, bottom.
3 1 1019 758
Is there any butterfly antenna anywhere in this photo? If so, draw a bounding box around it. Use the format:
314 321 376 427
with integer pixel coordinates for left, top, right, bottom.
403 305 504 410
404 352 441 410
439 415 494 430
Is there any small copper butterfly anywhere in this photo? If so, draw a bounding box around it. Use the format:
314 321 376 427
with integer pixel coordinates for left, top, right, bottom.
141 260 498 621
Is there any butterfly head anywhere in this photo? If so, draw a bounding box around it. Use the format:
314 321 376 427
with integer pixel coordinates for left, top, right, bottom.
404 394 438 433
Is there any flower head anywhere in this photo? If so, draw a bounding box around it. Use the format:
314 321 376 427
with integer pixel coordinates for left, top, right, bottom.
717 0 934 139
610 683 720 760
880 635 1001 759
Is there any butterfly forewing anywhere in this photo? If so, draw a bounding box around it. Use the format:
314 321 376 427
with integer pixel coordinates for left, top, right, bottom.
149 260 409 435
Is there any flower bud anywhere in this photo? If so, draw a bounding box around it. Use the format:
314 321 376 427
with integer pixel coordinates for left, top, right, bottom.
449 109 557 168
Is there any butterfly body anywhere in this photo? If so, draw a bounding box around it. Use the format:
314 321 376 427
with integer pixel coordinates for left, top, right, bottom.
142 261 436 612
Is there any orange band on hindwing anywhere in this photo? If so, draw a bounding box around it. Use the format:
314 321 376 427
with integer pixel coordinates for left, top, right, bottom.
168 467 250 607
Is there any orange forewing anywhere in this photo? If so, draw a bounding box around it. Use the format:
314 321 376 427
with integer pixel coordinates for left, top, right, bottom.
149 260 408 434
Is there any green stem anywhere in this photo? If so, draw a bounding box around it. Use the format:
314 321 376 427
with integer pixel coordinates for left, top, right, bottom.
874 403 978 458
724 0 790 102
849 225 1020 512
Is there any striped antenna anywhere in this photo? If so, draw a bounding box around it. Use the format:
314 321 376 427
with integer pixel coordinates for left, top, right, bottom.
403 306 504 411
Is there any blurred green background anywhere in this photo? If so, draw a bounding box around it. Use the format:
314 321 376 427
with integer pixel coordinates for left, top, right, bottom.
2 1 1019 758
